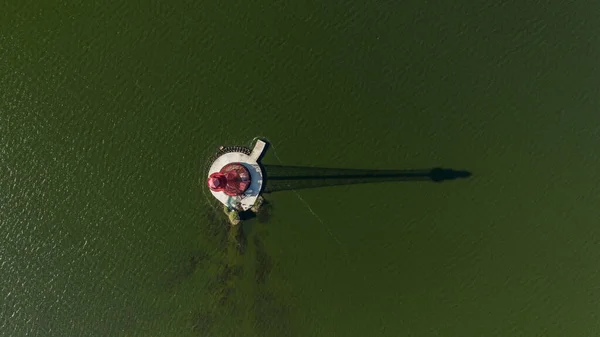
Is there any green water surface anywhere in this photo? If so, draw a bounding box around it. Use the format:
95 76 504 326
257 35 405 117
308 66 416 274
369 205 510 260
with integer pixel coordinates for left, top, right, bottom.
1 1 600 336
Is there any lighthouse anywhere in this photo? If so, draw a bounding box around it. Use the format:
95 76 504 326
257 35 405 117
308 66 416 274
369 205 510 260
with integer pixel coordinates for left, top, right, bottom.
208 163 251 196
206 139 267 211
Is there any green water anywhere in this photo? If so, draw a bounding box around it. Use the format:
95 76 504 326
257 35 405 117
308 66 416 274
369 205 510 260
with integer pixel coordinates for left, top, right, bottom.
2 1 600 336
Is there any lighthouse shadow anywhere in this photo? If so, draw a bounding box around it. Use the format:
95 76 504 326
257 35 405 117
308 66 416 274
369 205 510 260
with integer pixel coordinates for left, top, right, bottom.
261 165 472 193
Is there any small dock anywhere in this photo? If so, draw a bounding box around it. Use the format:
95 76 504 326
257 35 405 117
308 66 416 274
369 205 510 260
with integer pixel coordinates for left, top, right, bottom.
250 139 267 161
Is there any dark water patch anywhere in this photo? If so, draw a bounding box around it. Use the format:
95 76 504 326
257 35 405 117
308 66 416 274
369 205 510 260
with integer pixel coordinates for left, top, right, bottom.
191 309 215 336
256 198 273 224
160 204 234 290
204 209 231 247
227 222 247 254
162 249 212 290
248 230 296 336
253 291 294 337
216 263 245 286
182 251 208 278
254 236 273 285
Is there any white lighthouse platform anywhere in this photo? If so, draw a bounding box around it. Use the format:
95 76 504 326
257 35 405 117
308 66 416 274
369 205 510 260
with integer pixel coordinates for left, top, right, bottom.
207 140 267 211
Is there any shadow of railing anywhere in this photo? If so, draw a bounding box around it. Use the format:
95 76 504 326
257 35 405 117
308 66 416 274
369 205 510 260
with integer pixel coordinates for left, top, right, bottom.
262 165 472 193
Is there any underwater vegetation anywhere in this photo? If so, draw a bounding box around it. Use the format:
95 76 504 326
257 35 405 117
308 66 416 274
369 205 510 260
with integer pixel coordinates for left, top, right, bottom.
160 196 291 336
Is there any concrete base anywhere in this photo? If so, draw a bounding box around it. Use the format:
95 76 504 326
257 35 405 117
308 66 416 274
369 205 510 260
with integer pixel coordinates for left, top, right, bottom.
208 140 267 211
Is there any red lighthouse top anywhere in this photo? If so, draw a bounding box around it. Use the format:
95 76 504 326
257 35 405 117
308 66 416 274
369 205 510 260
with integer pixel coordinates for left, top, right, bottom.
207 163 251 196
